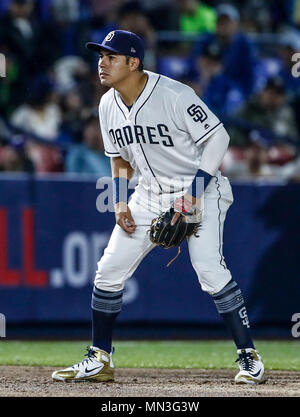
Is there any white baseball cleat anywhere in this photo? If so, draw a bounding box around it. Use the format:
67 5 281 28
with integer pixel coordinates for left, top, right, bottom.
52 346 114 382
234 348 266 384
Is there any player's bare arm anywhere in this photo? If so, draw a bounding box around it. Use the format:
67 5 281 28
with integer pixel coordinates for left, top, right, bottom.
111 156 136 234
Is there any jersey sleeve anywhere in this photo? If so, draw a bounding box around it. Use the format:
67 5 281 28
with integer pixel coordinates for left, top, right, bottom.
98 102 121 158
175 87 223 146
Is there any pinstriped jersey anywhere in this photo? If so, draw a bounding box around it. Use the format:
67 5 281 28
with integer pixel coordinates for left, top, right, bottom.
99 70 223 202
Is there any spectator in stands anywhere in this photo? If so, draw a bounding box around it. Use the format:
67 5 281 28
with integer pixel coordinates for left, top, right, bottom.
0 0 41 88
53 56 90 93
36 0 86 75
0 134 34 173
239 0 272 33
177 0 216 34
65 115 111 176
141 0 179 32
10 76 62 143
229 76 299 148
60 89 88 143
192 3 257 97
51 0 80 23
194 40 244 118
47 0 81 57
88 0 117 20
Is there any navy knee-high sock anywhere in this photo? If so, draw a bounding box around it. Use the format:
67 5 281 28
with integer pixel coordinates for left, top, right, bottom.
212 280 254 350
91 286 123 354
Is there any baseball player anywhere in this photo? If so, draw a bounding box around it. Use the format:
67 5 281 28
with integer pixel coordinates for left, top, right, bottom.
52 30 265 384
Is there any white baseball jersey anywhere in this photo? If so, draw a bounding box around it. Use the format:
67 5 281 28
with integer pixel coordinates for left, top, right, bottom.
99 70 223 211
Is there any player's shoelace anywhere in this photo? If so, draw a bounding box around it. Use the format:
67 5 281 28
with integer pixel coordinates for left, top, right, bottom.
71 347 97 369
83 346 97 363
235 351 256 372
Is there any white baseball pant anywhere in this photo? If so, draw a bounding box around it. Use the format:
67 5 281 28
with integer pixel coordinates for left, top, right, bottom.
94 174 233 295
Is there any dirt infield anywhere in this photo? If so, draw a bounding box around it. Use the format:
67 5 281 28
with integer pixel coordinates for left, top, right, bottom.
0 366 299 397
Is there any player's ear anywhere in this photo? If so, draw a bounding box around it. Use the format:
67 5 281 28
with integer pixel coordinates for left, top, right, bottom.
129 57 139 71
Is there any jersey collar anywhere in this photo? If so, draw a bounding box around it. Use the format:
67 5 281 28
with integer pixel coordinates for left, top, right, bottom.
113 71 160 120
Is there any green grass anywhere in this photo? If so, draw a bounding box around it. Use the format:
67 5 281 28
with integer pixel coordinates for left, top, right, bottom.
0 340 299 370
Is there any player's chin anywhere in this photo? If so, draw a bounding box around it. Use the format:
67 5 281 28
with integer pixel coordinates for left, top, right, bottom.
99 76 111 87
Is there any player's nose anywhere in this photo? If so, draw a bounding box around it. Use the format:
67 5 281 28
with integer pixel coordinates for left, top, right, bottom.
98 59 104 70
99 55 109 67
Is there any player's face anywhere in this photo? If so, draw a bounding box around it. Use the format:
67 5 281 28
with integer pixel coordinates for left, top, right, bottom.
98 50 131 87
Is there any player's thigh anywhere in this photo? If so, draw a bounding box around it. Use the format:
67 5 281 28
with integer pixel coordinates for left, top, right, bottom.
94 199 155 291
188 175 233 294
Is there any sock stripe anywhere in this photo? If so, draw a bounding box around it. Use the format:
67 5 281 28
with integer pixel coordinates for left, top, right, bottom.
91 286 123 313
215 297 245 314
214 289 242 304
213 281 245 314
93 287 123 298
92 291 122 301
213 280 237 299
92 300 123 313
92 295 123 305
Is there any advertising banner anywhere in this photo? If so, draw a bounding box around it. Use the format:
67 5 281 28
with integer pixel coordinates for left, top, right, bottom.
0 175 299 327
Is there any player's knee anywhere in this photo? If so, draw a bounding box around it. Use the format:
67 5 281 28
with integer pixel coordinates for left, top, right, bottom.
94 278 124 292
94 257 126 292
192 262 232 294
94 268 125 292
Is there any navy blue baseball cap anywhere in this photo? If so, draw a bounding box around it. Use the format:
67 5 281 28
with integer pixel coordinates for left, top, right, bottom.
86 30 145 62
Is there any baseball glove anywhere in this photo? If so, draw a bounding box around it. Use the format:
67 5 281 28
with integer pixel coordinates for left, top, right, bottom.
148 207 201 266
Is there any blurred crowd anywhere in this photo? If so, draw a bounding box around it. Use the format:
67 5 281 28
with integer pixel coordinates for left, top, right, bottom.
0 0 300 181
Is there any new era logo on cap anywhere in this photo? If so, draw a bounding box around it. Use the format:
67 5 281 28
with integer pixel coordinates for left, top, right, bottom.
85 30 145 62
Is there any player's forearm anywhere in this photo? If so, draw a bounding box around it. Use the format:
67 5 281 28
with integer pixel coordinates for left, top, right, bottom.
111 157 133 208
110 156 134 180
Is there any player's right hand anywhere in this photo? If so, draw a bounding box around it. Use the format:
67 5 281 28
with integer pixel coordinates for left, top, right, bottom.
114 202 136 234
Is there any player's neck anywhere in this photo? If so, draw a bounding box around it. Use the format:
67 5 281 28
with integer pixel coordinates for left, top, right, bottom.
114 72 148 107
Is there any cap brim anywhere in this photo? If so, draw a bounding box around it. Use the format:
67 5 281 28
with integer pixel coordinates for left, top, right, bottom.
85 42 120 54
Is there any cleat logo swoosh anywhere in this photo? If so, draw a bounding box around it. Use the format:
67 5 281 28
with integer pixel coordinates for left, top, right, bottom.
249 369 262 377
85 366 102 374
